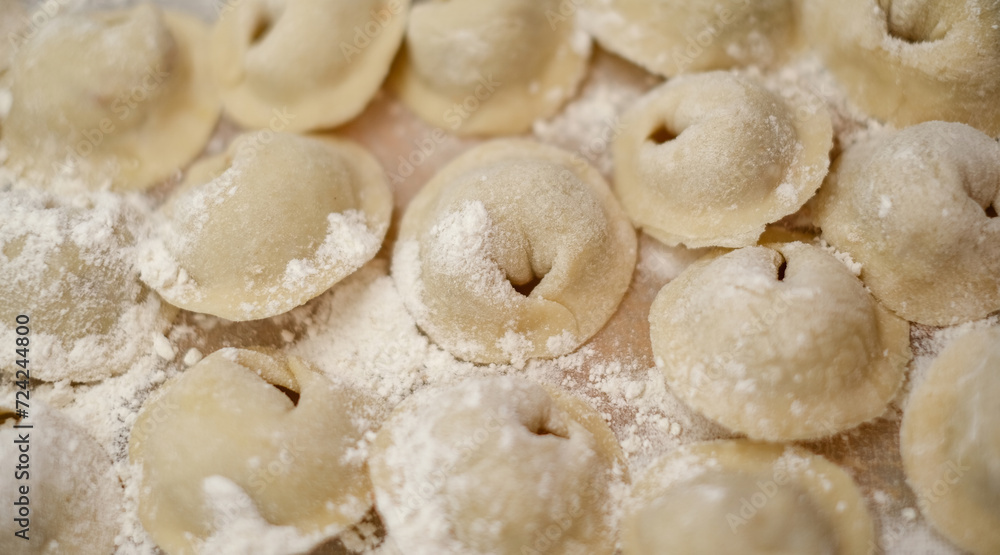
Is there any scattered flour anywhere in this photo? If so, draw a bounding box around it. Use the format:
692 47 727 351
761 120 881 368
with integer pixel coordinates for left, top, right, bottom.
818 239 863 276
0 25 991 555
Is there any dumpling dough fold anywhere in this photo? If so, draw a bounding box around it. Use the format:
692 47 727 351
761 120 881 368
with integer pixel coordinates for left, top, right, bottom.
815 121 1000 326
649 241 910 441
614 72 832 248
211 0 409 131
141 131 392 321
393 139 636 365
369 376 626 555
389 0 591 136
129 348 384 555
803 0 1000 135
582 0 796 78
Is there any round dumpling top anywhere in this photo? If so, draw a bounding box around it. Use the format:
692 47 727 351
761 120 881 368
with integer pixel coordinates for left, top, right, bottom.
614 72 833 248
129 348 384 555
369 376 626 555
649 241 910 441
582 0 795 78
0 402 124 555
211 0 409 131
814 121 1000 326
140 131 392 321
3 3 219 191
803 0 1000 135
0 189 173 382
389 0 590 136
622 440 874 555
392 139 636 365
901 326 1000 555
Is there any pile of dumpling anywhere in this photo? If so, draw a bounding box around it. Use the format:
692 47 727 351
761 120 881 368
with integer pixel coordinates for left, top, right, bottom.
1 0 998 554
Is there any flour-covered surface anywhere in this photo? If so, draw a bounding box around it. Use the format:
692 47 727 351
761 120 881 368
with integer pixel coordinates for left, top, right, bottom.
138 132 391 322
0 0 993 552
391 139 637 366
0 188 172 382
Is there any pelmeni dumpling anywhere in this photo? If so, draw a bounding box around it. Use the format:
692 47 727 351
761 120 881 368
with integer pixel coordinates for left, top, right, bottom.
0 402 124 555
3 3 219 191
140 131 392 321
211 0 409 131
129 348 384 555
815 121 1000 326
369 376 626 555
0 189 174 382
389 0 590 136
622 440 874 555
392 139 636 365
614 72 832 248
803 0 1000 135
901 327 1000 555
582 0 796 78
649 242 910 441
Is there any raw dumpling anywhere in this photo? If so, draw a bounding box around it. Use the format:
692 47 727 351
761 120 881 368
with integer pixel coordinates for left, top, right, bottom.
814 121 1000 326
901 326 1000 555
803 0 1000 135
3 3 219 191
369 376 626 555
129 348 384 555
389 0 590 136
0 402 124 555
582 0 795 78
622 440 874 555
648 242 910 441
0 189 174 382
614 72 832 248
392 139 636 365
211 0 409 131
140 131 392 321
